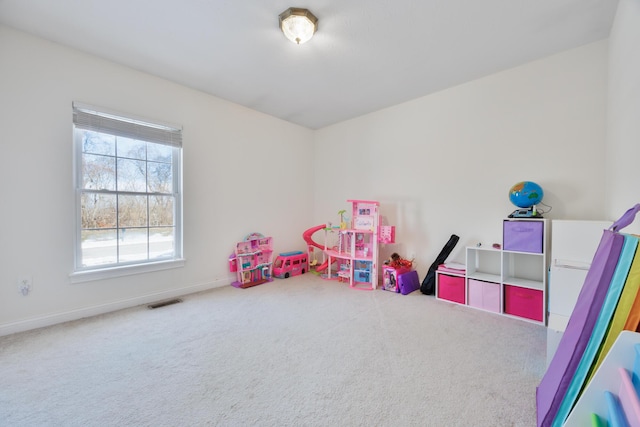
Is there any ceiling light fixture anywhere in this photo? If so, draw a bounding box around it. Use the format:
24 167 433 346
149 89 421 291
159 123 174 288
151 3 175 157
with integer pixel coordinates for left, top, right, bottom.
279 7 318 45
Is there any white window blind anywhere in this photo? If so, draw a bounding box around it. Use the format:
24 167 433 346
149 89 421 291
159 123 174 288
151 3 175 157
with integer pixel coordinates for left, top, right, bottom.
72 103 182 147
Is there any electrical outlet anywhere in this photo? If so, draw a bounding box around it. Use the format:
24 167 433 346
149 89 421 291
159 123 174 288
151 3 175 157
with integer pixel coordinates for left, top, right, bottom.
18 277 32 296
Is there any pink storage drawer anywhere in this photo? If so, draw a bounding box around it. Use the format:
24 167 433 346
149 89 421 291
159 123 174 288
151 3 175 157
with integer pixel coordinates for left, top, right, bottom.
467 279 500 313
503 220 543 253
437 273 465 304
504 285 543 321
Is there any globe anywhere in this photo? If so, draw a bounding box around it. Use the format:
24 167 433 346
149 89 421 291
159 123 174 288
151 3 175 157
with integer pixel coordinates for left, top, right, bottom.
509 181 544 208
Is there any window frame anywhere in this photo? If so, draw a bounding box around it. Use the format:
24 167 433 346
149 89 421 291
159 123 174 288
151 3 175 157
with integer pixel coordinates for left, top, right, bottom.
70 103 184 282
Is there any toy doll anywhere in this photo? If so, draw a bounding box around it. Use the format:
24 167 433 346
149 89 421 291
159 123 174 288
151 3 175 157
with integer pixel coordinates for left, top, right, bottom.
386 252 413 269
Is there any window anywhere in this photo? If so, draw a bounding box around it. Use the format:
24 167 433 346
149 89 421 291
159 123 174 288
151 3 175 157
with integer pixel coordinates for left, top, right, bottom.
72 103 183 276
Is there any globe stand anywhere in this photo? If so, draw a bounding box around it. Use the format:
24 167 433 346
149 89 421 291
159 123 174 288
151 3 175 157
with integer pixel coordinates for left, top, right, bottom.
508 206 543 218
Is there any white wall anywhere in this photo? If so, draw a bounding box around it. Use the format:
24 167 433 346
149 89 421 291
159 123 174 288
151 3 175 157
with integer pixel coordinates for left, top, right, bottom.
314 41 609 273
0 26 315 335
0 20 618 335
607 0 640 233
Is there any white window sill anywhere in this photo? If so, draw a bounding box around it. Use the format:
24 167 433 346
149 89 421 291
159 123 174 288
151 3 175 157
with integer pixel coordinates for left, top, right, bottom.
69 259 185 284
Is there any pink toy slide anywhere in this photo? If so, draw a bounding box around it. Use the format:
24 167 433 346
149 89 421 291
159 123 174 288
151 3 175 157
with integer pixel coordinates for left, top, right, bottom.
303 224 331 272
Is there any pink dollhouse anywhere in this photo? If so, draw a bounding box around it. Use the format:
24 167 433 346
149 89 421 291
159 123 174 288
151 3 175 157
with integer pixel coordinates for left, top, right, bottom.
322 199 395 290
230 233 274 289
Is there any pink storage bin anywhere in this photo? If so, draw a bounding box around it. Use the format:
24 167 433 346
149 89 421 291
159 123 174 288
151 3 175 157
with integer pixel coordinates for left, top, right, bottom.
467 279 500 313
503 220 543 253
504 285 543 321
382 266 411 292
437 273 465 304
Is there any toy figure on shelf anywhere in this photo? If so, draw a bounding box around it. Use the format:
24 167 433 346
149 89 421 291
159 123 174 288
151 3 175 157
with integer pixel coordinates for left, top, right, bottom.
385 252 413 270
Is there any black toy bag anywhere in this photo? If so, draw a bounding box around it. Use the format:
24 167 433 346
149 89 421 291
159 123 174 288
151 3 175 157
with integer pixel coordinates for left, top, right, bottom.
420 234 460 295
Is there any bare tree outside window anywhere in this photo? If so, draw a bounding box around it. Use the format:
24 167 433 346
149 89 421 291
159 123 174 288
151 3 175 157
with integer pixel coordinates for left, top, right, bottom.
73 104 182 272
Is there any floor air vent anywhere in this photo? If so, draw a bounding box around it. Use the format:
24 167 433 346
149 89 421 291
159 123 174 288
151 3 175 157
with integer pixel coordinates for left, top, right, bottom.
147 298 183 309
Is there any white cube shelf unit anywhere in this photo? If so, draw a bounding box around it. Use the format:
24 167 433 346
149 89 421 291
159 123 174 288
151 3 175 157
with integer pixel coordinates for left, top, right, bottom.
436 218 549 325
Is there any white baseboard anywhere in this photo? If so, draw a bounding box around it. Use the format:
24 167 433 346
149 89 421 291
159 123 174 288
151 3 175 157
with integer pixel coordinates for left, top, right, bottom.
0 278 230 337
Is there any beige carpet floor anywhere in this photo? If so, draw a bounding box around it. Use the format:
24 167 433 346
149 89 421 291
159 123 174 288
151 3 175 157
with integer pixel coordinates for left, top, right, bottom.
0 273 546 426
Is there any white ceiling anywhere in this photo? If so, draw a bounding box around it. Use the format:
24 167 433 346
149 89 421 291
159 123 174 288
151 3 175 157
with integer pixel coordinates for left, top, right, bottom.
0 0 619 129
